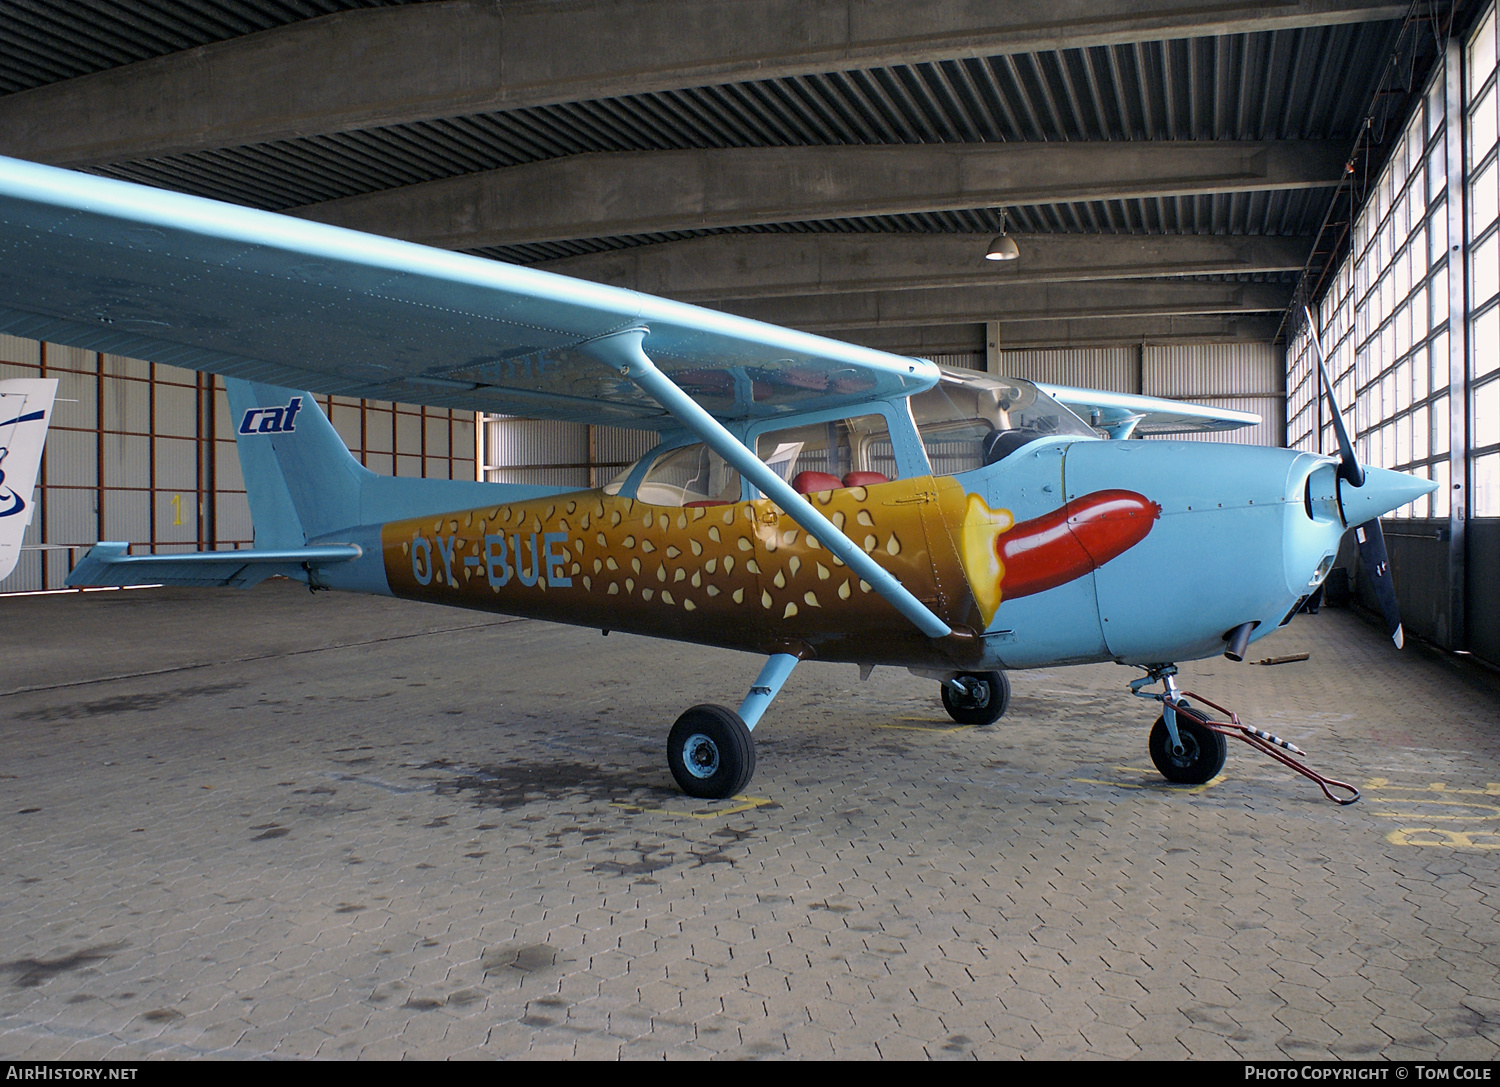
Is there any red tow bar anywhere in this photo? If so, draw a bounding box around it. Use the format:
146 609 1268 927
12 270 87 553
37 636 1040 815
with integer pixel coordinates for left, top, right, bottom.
1169 691 1360 805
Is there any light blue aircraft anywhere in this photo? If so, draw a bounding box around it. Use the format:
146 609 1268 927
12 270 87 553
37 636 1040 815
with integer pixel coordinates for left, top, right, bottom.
0 155 1430 800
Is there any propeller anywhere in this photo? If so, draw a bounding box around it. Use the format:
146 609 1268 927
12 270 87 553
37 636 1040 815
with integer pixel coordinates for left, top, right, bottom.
1303 306 1406 648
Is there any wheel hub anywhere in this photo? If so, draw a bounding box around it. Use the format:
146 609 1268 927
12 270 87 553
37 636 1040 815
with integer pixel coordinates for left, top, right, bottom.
682 733 720 779
953 677 989 709
1166 731 1201 768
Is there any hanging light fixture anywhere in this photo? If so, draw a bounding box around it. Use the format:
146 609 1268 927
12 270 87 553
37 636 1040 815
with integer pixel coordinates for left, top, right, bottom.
985 209 1020 261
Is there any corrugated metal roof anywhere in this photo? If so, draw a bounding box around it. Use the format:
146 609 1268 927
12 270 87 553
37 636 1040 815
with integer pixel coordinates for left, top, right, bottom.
0 0 412 96
85 22 1400 226
0 2 1451 342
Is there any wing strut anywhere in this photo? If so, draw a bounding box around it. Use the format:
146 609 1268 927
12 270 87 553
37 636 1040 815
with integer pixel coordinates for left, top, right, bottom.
583 328 954 641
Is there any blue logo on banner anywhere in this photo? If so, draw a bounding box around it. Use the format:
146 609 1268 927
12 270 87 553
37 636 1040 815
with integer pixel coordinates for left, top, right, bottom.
239 397 303 435
0 448 21 518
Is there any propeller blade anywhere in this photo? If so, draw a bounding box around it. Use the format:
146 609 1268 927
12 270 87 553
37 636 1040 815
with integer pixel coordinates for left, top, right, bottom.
1354 518 1403 648
1303 305 1364 487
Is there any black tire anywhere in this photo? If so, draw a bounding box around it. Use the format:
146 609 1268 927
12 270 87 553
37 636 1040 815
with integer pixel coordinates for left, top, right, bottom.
667 704 756 799
940 671 1011 725
1149 710 1227 785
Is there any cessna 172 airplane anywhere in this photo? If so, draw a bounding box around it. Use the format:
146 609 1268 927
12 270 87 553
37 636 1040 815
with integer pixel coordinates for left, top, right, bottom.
0 155 1433 801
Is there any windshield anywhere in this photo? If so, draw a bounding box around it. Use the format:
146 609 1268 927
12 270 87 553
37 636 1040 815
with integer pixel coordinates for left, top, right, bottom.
909 372 1094 474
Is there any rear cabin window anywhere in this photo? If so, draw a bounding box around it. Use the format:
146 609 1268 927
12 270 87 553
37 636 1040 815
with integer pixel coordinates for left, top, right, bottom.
633 443 742 506
754 414 898 496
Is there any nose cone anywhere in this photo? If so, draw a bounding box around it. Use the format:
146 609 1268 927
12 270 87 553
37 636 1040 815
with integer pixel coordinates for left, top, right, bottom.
1338 466 1439 524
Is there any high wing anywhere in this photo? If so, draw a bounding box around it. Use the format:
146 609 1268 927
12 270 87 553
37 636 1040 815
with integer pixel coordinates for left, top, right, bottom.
1036 383 1261 440
0 155 935 427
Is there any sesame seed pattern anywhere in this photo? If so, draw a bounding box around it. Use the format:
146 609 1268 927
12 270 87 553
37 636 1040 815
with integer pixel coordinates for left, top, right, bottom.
381 475 989 661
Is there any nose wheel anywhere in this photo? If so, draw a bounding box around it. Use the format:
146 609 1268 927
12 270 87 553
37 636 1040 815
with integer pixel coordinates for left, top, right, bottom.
667 704 756 799
1148 710 1226 784
940 671 1011 725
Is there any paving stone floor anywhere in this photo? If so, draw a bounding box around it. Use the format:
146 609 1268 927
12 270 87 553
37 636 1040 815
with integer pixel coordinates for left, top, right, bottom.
1 582 1498 1060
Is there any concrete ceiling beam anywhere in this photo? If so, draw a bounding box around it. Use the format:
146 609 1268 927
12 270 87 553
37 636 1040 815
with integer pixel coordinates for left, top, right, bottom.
535 232 1314 301
846 314 1283 352
718 279 1293 331
290 142 1346 248
0 0 1406 166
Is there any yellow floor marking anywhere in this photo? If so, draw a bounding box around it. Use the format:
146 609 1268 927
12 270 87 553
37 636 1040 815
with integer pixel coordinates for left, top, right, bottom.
1367 798 1500 821
1070 769 1225 795
1386 828 1500 849
610 795 774 819
1366 779 1500 849
1363 777 1500 796
879 718 971 734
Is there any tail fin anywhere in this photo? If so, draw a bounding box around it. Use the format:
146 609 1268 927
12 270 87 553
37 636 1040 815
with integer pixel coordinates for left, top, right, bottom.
0 378 57 580
225 378 370 548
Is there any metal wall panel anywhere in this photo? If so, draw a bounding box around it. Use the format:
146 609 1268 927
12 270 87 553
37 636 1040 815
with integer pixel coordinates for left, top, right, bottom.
101 489 150 543
46 344 94 371
1 337 479 591
45 488 95 549
424 415 451 461
994 347 1138 392
1143 344 1283 396
3 554 40 592
217 493 254 547
153 436 199 496
365 407 394 454
1143 397 1281 447
1144 343 1284 446
485 418 588 468
213 385 235 441
328 401 363 452
487 466 591 488
101 371 150 435
52 368 97 431
215 439 244 493
590 425 657 467
153 379 199 439
0 334 38 365
103 433 151 487
395 409 422 458
101 354 149 382
42 428 97 489
453 419 476 469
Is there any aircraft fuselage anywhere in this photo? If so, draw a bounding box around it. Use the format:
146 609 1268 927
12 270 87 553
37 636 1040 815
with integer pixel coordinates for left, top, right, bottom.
312 435 1353 672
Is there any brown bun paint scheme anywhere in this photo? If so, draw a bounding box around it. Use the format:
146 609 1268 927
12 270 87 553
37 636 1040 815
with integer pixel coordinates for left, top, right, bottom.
382 477 1157 664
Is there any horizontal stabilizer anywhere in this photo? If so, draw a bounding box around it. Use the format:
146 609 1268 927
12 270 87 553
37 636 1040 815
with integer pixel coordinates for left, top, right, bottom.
65 542 362 590
1036 383 1260 439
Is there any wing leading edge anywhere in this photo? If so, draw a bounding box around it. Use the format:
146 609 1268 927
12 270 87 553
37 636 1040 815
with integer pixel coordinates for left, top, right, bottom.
0 155 936 427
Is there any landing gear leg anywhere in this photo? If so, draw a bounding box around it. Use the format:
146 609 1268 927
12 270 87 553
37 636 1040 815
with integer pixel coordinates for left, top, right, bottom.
1129 663 1227 784
665 652 800 799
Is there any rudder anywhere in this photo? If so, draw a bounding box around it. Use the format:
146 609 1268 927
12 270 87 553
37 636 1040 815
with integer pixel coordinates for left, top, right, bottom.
224 378 369 548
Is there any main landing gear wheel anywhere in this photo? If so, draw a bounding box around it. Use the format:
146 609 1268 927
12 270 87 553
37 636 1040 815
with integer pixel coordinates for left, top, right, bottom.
1149 710 1227 785
667 704 756 799
940 671 1011 726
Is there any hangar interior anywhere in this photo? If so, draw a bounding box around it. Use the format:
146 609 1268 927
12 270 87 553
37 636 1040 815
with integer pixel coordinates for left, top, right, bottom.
1 0 1494 670
4 2 1500 1063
